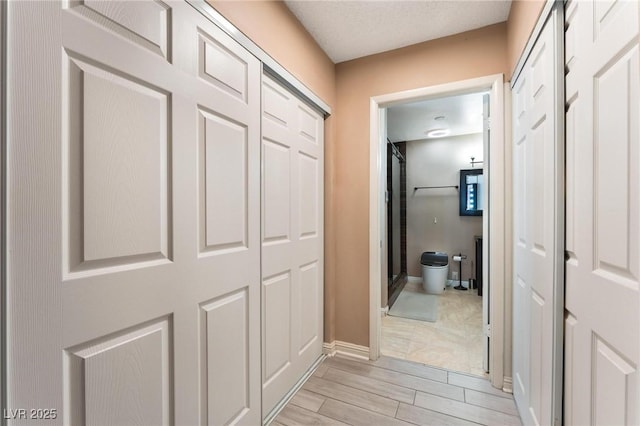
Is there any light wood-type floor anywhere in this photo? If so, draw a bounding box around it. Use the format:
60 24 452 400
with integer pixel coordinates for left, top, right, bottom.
274 355 521 426
382 280 485 376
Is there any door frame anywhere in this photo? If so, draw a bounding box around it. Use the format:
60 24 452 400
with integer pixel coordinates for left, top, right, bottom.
1 0 6 415
369 74 508 389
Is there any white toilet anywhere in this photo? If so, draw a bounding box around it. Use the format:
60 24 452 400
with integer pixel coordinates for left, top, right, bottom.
420 251 448 294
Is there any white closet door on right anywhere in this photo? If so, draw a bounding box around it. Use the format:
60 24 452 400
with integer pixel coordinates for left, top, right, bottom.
564 0 639 424
512 5 563 425
261 74 324 418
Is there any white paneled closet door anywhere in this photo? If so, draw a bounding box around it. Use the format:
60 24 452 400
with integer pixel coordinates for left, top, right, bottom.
261 74 324 417
6 1 261 424
564 0 639 424
511 4 563 426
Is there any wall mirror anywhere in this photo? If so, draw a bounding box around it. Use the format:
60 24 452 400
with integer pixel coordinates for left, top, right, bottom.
459 169 483 216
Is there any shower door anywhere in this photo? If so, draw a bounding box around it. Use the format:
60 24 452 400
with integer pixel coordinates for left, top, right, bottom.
387 142 406 306
390 149 401 281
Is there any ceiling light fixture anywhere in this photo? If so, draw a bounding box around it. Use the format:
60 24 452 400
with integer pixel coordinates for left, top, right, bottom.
426 128 450 138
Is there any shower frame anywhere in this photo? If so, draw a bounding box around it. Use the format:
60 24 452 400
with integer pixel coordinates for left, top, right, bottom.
386 141 407 307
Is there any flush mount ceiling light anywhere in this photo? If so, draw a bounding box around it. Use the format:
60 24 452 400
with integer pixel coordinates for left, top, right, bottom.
426 128 450 138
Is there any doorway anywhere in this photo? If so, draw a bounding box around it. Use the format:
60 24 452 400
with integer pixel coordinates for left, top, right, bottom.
369 74 509 389
382 92 489 377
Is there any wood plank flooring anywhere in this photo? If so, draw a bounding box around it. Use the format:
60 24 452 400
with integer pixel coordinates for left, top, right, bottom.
274 355 521 426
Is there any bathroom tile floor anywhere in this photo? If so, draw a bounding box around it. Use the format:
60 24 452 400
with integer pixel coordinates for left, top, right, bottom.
382 279 485 377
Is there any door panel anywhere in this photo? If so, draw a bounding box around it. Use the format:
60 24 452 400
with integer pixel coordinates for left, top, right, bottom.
261 75 324 417
263 139 291 243
511 5 562 425
299 262 320 351
65 53 172 273
200 289 251 425
199 107 248 252
66 317 172 425
6 2 261 424
264 272 292 382
70 0 170 60
564 0 639 424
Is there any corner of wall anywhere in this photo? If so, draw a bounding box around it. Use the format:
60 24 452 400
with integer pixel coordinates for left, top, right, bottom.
323 340 370 360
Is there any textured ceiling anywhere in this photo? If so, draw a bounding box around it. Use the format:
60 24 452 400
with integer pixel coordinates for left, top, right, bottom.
284 0 512 63
387 92 488 143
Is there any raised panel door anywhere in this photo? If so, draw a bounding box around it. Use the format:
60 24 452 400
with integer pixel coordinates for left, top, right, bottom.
5 2 261 424
261 74 324 418
563 0 639 424
511 5 563 425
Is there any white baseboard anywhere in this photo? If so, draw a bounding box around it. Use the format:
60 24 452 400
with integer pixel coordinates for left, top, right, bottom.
381 305 389 316
502 376 513 394
323 340 369 360
322 341 336 356
407 275 422 283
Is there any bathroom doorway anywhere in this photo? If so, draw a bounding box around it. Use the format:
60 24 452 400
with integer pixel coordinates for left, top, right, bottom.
383 92 488 377
369 75 508 389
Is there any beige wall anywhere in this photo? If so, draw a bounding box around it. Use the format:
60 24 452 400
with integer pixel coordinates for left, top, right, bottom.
406 135 483 280
334 23 509 346
506 0 546 78
207 1 547 351
208 0 338 343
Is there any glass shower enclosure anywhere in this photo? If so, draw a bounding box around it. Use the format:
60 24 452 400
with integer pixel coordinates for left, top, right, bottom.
387 141 407 307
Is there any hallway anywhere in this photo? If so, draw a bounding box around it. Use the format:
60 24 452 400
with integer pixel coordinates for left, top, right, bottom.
275 355 520 425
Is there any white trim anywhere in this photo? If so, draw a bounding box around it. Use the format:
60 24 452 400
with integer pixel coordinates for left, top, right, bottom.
488 76 506 389
323 340 370 360
369 101 384 360
381 305 389 316
185 0 331 116
510 0 556 86
503 376 514 394
322 341 336 356
550 4 566 424
263 354 326 425
0 0 6 414
503 82 515 390
369 74 507 389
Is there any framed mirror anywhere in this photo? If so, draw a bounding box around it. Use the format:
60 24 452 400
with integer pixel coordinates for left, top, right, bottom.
459 169 483 216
